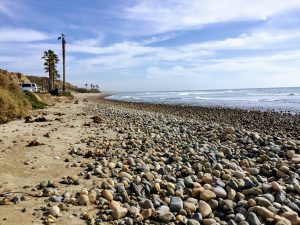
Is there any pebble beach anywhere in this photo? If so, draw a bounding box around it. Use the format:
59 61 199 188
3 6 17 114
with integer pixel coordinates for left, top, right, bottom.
1 93 300 225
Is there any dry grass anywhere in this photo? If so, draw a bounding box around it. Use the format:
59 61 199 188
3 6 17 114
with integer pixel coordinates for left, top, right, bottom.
0 73 31 123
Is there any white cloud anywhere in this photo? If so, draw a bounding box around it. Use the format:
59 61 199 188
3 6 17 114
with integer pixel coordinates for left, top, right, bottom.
0 28 50 42
146 66 210 79
0 55 19 62
180 30 300 52
68 41 157 55
67 41 214 72
66 29 300 72
1 24 300 91
146 51 300 78
199 52 300 74
71 35 104 47
0 0 27 19
0 1 12 17
142 32 184 45
124 0 300 33
68 46 300 91
141 51 300 91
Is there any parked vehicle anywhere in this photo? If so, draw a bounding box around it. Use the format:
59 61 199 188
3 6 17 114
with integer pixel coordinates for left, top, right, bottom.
19 83 38 92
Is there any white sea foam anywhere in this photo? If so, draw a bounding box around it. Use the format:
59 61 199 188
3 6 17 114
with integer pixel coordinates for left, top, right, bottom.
107 87 300 113
247 92 300 96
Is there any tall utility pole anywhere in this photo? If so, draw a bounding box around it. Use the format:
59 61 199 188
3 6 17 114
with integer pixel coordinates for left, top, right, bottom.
58 34 66 92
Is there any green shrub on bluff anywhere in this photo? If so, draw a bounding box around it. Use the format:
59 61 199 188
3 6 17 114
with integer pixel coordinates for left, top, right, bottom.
25 92 48 109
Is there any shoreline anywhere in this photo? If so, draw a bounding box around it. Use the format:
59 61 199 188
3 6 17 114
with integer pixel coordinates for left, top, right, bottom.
104 95 299 114
100 96 300 139
0 93 300 225
106 98 300 115
104 86 300 115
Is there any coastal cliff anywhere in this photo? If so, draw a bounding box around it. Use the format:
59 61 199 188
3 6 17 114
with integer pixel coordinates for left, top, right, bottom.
0 69 32 122
0 69 76 123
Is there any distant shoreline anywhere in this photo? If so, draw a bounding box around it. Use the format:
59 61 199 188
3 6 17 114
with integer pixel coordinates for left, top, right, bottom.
101 86 300 94
104 96 299 114
97 95 300 139
104 87 300 114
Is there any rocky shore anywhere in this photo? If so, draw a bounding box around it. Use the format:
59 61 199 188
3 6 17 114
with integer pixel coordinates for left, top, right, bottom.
1 93 300 225
102 99 300 139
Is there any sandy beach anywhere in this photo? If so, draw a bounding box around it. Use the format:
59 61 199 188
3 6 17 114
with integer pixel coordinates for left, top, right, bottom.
1 93 300 225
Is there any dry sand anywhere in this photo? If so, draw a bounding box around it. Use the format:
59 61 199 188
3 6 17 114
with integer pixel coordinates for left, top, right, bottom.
0 93 106 225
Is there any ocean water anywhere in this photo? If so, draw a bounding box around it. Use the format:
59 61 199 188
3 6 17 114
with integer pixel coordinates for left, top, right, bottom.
106 87 300 113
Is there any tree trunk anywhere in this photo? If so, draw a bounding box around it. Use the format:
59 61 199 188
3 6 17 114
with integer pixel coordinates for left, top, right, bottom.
48 66 52 92
52 70 55 90
49 63 53 92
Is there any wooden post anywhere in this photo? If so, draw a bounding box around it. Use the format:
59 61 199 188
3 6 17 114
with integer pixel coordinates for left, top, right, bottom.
62 35 66 92
59 34 66 92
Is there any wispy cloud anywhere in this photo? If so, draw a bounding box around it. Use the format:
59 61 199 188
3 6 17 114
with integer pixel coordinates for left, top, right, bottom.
1 26 299 81
68 41 159 56
0 0 28 20
123 0 300 34
71 35 104 47
142 32 184 45
180 30 300 52
140 50 300 91
91 48 300 91
0 1 13 17
0 28 51 42
65 29 300 68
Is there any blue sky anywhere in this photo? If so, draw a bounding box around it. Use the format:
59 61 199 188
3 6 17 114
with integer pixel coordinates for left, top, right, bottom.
0 0 300 91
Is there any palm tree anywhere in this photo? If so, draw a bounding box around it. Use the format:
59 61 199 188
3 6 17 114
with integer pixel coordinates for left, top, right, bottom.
42 50 60 92
85 83 88 91
52 69 60 89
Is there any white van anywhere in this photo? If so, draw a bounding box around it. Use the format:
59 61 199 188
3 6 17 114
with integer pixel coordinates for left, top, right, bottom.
19 83 38 92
